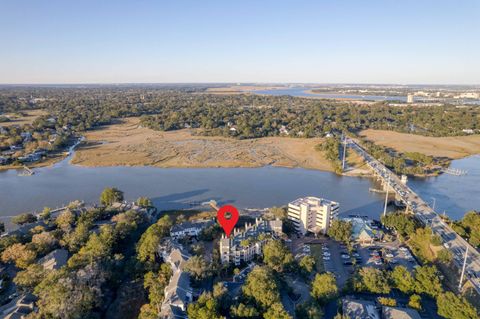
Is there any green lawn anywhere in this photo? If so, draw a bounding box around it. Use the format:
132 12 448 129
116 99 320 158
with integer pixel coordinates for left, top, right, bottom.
309 244 326 273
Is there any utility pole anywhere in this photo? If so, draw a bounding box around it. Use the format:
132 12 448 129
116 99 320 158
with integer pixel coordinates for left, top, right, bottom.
342 135 347 171
383 173 390 218
459 246 469 291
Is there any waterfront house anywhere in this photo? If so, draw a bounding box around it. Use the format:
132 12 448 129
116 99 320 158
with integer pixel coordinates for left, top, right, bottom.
170 219 215 239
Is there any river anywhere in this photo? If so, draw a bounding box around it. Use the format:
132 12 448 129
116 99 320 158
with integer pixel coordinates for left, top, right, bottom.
1 150 479 223
251 87 480 104
252 88 408 101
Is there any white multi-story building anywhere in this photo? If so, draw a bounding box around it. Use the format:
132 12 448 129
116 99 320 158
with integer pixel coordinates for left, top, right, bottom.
407 94 414 103
287 196 339 235
220 218 282 266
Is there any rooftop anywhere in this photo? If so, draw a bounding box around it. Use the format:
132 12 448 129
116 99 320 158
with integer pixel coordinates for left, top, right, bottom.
342 298 380 319
289 196 339 207
382 306 421 319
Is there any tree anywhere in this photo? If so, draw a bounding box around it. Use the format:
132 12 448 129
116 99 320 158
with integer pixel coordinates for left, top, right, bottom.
138 304 158 319
34 263 107 319
408 294 422 311
296 300 324 319
262 240 294 273
136 215 172 266
381 212 417 238
436 292 478 319
143 264 172 313
56 210 76 232
67 225 115 269
231 303 259 318
354 267 391 294
263 302 292 319
269 206 287 220
327 220 352 244
437 248 453 263
1 243 37 269
14 264 47 291
61 220 91 252
298 255 315 277
187 292 224 319
100 187 124 206
377 297 396 306
32 231 58 255
242 266 281 310
391 266 415 294
311 273 338 303
414 265 443 297
137 197 153 208
40 207 52 220
184 255 210 281
11 213 37 225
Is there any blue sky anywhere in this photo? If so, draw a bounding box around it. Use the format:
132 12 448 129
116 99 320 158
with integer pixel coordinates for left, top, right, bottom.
1 0 479 84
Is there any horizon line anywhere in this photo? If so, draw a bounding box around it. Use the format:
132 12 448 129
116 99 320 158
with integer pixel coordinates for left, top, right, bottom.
1 82 479 87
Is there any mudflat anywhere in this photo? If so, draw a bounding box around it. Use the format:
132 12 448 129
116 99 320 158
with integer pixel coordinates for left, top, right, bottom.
360 129 480 159
72 118 334 171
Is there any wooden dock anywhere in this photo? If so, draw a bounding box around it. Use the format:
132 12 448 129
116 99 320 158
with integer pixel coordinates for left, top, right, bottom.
18 166 34 176
441 167 467 176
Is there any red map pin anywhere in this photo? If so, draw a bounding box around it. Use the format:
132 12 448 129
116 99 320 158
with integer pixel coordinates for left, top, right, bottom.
217 205 239 237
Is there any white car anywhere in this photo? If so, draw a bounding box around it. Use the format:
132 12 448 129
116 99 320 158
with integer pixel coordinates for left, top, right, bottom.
385 253 394 258
323 252 331 257
341 254 350 259
399 247 408 252
323 256 331 261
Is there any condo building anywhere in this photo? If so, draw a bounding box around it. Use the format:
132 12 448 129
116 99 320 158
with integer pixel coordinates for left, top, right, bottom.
220 218 282 265
287 196 339 235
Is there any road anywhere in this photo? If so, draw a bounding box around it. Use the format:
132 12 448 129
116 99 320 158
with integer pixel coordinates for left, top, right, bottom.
347 138 480 293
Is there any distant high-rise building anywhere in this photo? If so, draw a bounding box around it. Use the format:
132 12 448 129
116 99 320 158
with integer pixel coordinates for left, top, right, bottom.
407 94 414 103
287 196 339 235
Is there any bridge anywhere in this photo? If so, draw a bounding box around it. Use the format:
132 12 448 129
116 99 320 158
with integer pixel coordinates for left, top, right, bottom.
346 138 480 294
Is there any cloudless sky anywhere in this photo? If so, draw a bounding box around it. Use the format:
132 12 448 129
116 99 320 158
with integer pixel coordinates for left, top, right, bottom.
1 0 479 84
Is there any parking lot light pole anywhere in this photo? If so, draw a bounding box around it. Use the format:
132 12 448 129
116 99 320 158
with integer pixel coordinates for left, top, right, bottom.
459 246 469 291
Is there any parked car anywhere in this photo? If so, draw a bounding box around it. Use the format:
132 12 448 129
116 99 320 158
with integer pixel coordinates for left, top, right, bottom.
323 256 331 261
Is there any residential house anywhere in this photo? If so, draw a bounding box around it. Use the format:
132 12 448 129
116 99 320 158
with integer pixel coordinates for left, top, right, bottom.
382 306 421 319
160 243 193 319
342 298 380 319
170 219 215 239
38 249 69 270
